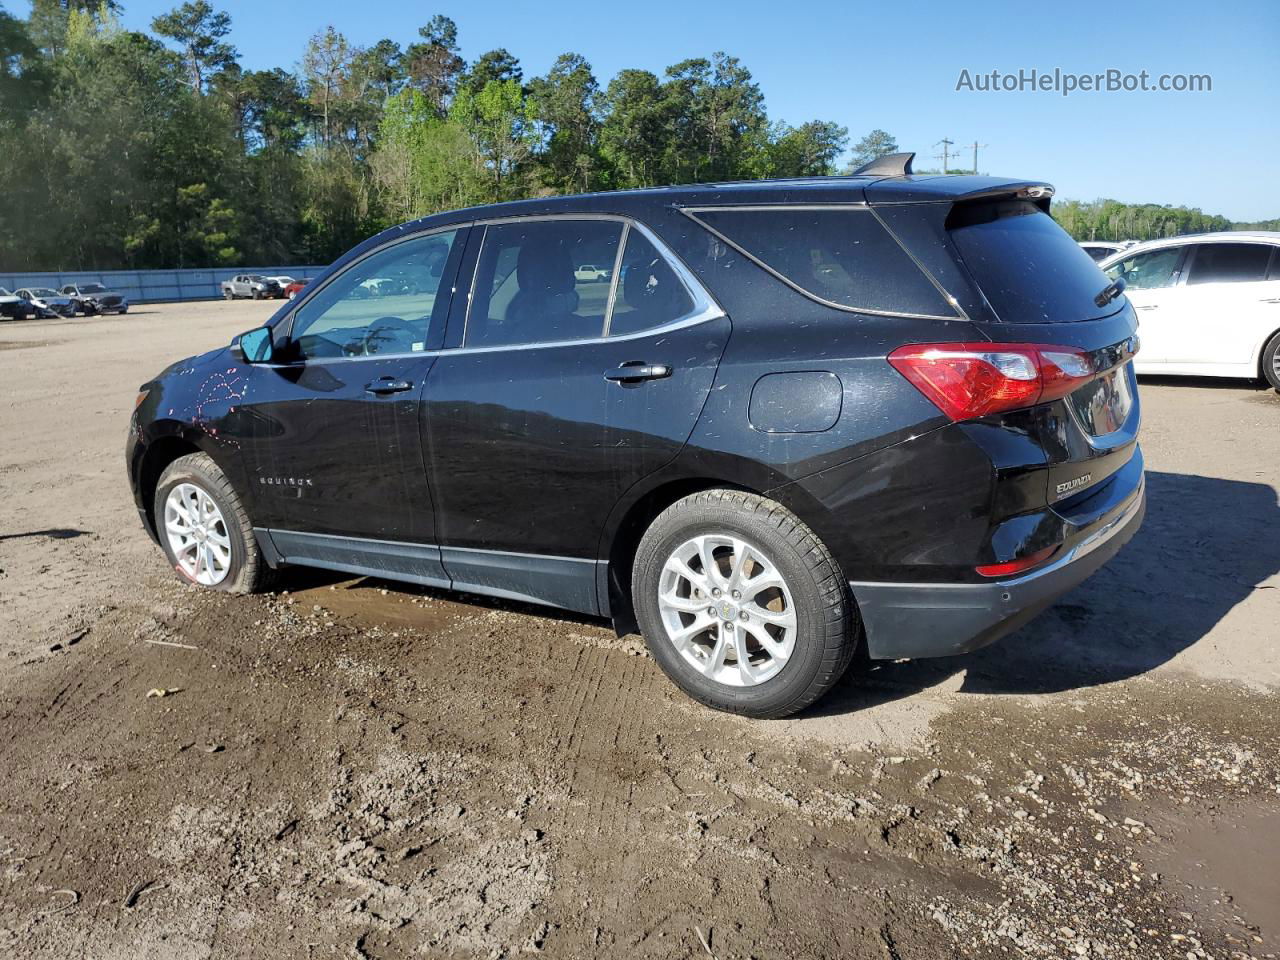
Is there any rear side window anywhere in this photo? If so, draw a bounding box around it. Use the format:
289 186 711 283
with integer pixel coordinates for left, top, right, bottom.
687 207 954 318
467 219 622 348
1105 247 1184 290
608 229 695 336
1186 243 1271 284
949 199 1119 322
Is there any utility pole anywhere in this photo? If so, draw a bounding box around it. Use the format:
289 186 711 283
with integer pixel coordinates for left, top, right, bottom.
934 138 954 174
966 141 989 174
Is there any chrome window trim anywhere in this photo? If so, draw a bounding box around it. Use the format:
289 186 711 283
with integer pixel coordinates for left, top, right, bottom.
679 204 963 321
459 212 723 351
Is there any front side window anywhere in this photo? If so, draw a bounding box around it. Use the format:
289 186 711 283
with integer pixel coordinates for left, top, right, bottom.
689 207 954 318
1106 247 1184 290
291 229 459 359
466 219 622 348
1186 243 1271 285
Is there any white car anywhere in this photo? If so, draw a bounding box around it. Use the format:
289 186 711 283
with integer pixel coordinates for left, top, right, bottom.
574 264 610 282
1079 240 1133 263
16 287 78 318
266 275 296 289
1100 231 1280 391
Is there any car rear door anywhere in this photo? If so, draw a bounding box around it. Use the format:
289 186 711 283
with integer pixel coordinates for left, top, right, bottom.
422 216 728 614
1164 241 1278 367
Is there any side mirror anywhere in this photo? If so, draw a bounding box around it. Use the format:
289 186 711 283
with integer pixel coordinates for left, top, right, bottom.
230 326 274 364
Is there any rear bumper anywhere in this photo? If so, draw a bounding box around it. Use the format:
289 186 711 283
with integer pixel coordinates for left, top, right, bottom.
852 472 1145 660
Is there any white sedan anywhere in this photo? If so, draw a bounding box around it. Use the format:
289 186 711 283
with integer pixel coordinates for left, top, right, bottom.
1100 231 1280 391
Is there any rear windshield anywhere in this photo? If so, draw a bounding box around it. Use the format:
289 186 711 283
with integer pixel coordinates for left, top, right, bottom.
688 207 955 318
948 200 1121 322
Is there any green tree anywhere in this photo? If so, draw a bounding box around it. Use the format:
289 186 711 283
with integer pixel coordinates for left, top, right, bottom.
403 14 462 111
845 128 898 172
372 88 480 222
599 69 671 187
529 52 601 193
459 48 522 97
450 77 537 202
150 0 236 93
663 52 766 182
301 25 352 144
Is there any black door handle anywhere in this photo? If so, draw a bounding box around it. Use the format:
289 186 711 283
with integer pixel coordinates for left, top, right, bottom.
604 362 672 383
365 377 413 395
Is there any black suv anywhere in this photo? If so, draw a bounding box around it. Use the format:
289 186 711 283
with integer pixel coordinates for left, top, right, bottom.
128 155 1144 718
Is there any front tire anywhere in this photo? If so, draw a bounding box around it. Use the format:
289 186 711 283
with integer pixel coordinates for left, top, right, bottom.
154 453 273 593
1262 330 1280 393
632 490 857 719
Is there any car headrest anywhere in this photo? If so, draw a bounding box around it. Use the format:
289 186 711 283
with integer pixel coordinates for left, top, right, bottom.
623 256 682 315
516 241 575 295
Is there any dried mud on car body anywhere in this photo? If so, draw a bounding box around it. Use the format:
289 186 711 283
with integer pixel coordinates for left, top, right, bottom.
1 304 1279 959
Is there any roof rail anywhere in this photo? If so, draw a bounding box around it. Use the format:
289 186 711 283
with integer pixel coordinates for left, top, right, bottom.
850 152 915 177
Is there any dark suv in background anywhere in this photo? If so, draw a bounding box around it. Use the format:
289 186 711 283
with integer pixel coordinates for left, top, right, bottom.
128 154 1144 718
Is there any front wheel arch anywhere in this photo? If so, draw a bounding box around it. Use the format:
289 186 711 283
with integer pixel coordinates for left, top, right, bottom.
1258 328 1280 392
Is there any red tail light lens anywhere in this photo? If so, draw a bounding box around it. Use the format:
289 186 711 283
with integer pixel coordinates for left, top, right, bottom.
887 342 1094 421
975 545 1058 578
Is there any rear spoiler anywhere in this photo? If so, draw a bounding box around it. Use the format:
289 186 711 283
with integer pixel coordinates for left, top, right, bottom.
863 175 1056 207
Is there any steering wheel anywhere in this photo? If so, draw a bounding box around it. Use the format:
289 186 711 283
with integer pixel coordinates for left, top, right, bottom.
356 316 416 356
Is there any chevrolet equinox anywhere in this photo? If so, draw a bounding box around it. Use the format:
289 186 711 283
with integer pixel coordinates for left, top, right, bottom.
128 153 1145 718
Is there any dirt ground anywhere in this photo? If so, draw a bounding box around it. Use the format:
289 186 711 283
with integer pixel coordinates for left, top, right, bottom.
1 301 1278 960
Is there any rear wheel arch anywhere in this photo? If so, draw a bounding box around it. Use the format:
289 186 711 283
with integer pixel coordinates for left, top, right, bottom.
1258 327 1280 391
602 477 757 635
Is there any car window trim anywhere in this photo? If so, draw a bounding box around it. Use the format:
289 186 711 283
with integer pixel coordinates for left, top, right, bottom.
678 203 963 321
458 212 722 352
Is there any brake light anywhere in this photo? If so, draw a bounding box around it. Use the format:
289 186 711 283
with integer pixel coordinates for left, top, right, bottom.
975 545 1058 578
887 342 1094 421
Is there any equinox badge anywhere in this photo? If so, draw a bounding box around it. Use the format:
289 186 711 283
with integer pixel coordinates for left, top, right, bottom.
1056 473 1092 495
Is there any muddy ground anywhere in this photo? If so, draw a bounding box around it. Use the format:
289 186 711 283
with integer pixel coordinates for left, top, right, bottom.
1 301 1278 959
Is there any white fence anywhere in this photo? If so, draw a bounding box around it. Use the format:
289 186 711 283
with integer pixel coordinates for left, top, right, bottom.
0 266 329 304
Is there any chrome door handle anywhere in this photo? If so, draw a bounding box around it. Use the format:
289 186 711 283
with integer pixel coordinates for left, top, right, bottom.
365 377 413 395
604 362 672 383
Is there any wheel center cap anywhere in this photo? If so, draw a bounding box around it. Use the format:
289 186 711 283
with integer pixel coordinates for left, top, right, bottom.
718 601 737 620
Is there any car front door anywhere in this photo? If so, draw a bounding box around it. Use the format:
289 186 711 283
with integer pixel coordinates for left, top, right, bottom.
1165 242 1278 367
423 216 729 614
232 227 467 582
1106 245 1187 367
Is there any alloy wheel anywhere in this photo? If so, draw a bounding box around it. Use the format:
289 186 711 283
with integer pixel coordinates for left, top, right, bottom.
163 482 232 586
657 533 797 686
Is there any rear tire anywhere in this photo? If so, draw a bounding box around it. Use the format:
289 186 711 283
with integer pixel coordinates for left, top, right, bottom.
1261 330 1280 393
632 489 857 719
223 289 233 301
154 453 273 594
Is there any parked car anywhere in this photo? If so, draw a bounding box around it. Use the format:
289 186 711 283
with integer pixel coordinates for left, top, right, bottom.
265 275 297 291
1100 231 1280 390
128 155 1144 718
17 287 77 318
0 287 35 321
59 282 129 315
1079 240 1133 262
221 275 283 300
283 279 310 299
574 263 611 282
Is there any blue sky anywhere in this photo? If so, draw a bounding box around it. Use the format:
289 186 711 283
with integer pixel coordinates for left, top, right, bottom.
25 0 1280 220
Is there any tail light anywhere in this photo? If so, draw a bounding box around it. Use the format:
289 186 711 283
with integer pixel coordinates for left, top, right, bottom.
887 342 1094 421
975 545 1058 578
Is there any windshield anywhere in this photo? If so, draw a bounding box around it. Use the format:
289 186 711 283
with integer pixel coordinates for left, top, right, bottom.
30 288 58 297
81 283 106 293
0 288 10 296
948 200 1123 322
